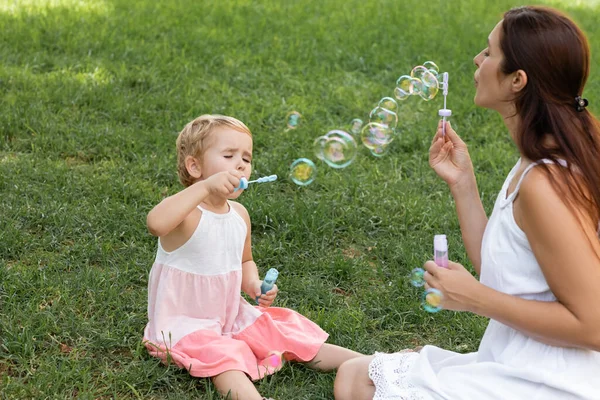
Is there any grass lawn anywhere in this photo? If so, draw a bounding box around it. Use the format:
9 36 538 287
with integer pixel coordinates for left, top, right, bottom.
1 0 598 398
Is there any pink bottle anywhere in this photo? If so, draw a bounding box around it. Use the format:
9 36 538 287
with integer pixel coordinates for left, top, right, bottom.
434 234 448 268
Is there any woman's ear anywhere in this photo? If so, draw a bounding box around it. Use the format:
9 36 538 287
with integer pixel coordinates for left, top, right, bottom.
185 155 202 179
511 69 528 93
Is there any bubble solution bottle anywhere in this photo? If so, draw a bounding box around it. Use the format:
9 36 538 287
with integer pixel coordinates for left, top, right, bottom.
256 268 279 303
434 234 449 268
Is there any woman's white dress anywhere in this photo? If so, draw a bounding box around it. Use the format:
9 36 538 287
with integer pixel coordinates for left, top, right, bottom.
368 159 600 399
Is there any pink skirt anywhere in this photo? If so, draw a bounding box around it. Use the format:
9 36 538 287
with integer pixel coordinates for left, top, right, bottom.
144 306 329 380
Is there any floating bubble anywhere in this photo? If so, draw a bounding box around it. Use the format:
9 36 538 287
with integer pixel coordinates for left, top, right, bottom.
369 106 398 128
410 77 424 96
422 288 443 313
289 158 316 186
423 61 439 74
361 122 394 150
418 72 439 101
394 75 413 100
313 136 327 160
422 70 439 88
410 65 429 80
410 268 425 287
370 143 391 157
285 111 302 129
350 118 363 135
321 130 357 169
378 97 398 112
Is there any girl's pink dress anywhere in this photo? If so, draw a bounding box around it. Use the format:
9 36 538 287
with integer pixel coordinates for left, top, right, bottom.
143 203 328 380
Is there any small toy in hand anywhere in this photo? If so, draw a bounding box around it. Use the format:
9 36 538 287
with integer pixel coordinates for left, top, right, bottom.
256 268 279 303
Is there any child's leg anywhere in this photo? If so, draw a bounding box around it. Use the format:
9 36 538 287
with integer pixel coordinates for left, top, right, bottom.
305 343 363 371
211 370 265 400
333 355 375 400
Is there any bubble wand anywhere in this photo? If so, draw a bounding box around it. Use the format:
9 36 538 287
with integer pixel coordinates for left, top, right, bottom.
234 174 278 191
438 72 451 138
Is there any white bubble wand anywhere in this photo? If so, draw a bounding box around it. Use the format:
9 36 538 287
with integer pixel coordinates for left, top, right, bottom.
438 72 451 138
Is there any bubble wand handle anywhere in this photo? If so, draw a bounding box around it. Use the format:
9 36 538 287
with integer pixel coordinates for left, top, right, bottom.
438 72 451 138
434 234 449 268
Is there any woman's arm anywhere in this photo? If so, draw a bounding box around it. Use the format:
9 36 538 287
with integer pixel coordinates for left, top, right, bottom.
429 120 488 274
472 167 600 350
450 175 488 275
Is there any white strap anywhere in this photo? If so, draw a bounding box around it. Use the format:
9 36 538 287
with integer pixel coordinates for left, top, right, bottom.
504 158 567 204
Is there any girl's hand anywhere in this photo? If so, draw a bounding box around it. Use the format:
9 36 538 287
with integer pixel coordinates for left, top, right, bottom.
202 170 244 196
423 260 481 312
428 120 474 190
257 284 278 308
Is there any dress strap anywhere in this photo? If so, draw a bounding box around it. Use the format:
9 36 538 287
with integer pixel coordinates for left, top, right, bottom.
503 158 567 206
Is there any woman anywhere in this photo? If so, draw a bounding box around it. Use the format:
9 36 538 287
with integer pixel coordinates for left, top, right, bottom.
334 6 600 400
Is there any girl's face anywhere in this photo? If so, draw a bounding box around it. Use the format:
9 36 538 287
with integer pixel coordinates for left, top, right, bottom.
473 21 515 113
200 127 253 198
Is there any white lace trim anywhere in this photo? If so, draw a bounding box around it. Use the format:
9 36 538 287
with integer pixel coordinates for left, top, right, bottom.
368 352 428 400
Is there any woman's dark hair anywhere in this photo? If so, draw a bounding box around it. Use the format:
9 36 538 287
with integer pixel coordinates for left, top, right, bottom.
501 6 600 231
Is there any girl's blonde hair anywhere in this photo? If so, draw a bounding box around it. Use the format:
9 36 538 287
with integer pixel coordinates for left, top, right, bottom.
176 114 252 187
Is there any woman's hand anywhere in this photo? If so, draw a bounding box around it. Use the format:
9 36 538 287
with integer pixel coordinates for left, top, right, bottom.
429 120 474 191
423 260 482 312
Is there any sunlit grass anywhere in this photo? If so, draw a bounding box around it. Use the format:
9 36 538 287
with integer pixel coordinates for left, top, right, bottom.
0 0 112 15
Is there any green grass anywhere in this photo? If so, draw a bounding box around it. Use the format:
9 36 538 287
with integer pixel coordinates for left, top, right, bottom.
1 0 598 398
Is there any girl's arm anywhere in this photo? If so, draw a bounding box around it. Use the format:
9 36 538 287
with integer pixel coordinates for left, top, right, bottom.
146 180 210 237
147 170 242 237
231 202 261 298
472 167 600 350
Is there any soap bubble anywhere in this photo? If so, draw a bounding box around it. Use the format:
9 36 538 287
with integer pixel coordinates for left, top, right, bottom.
422 70 439 88
370 143 391 157
369 106 398 128
418 72 439 101
361 122 394 150
422 288 443 313
378 97 398 112
410 77 424 96
423 61 439 75
321 130 357 169
285 111 302 129
350 118 363 135
313 136 327 160
394 75 413 100
410 65 429 80
289 158 316 186
410 268 425 287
